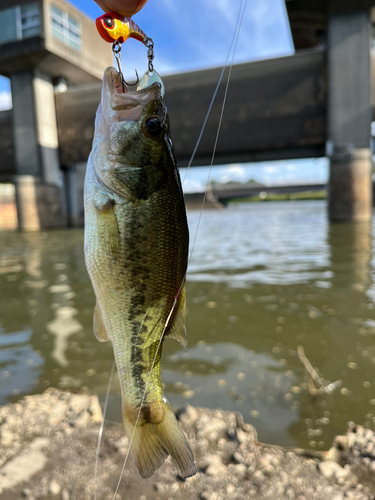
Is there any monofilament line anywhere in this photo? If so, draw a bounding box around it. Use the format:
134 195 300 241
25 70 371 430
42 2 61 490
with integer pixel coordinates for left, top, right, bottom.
188 0 249 264
182 0 244 183
94 361 116 500
111 1 248 497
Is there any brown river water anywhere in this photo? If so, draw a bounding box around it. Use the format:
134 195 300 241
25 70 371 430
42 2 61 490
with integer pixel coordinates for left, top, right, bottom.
1 200 375 450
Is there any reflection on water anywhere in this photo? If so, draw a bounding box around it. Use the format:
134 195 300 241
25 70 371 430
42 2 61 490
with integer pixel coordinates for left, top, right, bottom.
1 200 375 449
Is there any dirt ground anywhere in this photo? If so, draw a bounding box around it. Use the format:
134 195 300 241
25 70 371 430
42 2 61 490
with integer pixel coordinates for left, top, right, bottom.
0 388 375 500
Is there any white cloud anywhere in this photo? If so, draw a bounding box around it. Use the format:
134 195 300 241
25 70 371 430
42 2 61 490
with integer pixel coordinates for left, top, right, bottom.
0 91 12 111
220 164 247 183
182 178 205 193
263 166 278 175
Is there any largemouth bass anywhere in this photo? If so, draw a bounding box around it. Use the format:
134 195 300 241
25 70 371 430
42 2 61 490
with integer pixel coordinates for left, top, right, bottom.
84 67 196 478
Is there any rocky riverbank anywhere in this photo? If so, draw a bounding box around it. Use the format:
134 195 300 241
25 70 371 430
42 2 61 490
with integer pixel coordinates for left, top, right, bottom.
0 389 375 499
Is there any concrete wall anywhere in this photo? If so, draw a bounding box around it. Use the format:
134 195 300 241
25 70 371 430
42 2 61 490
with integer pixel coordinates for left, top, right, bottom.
43 0 112 83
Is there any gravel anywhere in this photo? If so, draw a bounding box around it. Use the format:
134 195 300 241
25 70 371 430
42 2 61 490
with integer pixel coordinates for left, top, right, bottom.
0 388 375 499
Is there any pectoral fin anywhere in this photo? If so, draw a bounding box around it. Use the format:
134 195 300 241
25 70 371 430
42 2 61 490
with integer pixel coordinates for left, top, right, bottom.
165 286 188 351
93 302 111 342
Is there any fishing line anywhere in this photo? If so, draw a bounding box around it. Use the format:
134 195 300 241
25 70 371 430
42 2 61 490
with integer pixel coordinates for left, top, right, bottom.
110 1 248 497
94 361 116 500
182 0 243 184
188 0 249 263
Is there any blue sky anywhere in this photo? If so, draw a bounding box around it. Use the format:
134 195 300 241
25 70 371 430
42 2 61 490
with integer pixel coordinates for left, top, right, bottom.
0 0 329 188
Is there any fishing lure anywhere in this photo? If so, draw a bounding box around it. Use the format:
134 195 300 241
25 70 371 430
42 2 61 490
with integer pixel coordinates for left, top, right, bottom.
96 12 164 94
96 12 149 45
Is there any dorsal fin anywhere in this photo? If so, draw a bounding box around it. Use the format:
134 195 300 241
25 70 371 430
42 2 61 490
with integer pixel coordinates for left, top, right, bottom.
93 302 111 342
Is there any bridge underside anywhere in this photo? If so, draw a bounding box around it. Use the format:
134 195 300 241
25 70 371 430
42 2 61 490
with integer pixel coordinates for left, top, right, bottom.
55 50 327 168
0 49 327 173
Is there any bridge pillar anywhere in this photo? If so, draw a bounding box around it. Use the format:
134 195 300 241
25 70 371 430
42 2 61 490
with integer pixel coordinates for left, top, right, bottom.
11 70 66 230
327 10 373 222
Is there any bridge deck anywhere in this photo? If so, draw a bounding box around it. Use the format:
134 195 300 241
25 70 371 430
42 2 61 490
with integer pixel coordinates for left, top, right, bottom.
0 49 327 174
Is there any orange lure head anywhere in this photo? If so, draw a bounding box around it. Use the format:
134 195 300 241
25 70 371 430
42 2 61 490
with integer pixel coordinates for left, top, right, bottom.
96 12 146 44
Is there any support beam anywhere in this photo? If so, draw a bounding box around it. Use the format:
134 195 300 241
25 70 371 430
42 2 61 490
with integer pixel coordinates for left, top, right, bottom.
10 70 66 229
327 10 373 222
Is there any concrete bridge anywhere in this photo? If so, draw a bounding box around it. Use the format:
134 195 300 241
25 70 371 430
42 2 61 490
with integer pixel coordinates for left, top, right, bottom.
0 0 374 228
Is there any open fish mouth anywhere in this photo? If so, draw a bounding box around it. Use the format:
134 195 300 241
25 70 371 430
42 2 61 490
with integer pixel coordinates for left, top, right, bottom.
102 67 163 116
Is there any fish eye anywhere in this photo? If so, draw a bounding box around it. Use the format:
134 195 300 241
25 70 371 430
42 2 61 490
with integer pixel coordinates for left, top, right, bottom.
103 16 114 28
143 116 163 138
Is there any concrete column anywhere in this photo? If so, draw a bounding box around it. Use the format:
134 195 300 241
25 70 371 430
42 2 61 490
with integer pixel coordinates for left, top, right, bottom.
62 165 81 227
10 70 66 229
327 10 373 222
329 149 372 222
14 176 41 231
14 175 67 231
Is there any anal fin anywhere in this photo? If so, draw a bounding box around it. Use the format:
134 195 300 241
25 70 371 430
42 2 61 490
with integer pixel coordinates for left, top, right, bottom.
93 302 111 342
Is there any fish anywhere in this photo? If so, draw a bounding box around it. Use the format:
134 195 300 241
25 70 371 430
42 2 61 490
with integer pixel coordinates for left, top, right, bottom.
84 66 196 479
96 12 147 44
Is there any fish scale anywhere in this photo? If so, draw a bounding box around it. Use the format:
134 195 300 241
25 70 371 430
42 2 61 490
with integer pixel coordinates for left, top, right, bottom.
84 66 196 479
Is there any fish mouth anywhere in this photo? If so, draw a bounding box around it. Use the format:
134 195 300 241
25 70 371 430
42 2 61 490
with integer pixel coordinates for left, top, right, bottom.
103 66 161 115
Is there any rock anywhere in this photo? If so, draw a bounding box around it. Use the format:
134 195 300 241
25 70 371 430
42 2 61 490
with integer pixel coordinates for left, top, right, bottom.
114 436 128 455
251 469 266 487
259 455 276 475
169 482 180 494
325 447 341 462
232 451 242 464
1 428 15 446
88 396 103 424
318 461 348 479
227 428 237 441
334 435 348 451
62 490 70 500
203 454 227 477
178 405 198 426
237 427 252 445
69 394 88 414
21 489 34 499
201 492 221 500
226 484 235 494
198 417 227 440
195 438 209 452
72 411 90 428
0 438 49 493
233 463 247 476
50 481 61 495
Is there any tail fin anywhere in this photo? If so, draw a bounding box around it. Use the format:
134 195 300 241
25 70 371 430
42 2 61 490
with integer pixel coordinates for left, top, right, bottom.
123 402 196 479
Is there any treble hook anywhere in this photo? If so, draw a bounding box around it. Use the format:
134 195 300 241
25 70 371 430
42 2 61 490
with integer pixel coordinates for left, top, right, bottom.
112 41 139 90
